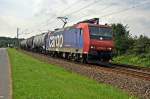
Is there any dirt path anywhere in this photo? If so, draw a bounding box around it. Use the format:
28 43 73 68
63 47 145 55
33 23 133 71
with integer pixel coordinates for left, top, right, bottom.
0 48 12 99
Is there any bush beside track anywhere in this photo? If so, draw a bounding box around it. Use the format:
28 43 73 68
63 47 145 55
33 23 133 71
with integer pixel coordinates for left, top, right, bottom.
113 55 150 68
8 48 134 99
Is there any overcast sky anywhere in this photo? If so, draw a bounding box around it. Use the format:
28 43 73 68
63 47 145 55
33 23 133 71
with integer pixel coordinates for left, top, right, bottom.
0 0 150 38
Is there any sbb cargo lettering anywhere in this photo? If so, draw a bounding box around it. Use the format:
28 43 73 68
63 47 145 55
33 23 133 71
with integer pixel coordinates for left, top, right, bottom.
49 34 63 48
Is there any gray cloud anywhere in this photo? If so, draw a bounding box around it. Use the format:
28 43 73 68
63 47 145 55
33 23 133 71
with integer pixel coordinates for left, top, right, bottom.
59 0 68 4
0 0 150 38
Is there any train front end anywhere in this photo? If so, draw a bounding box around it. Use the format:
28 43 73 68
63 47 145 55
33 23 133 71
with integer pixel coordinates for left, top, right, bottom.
88 24 114 62
77 18 115 62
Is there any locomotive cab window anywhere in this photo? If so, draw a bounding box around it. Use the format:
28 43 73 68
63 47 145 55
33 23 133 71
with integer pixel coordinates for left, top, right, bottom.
89 26 113 40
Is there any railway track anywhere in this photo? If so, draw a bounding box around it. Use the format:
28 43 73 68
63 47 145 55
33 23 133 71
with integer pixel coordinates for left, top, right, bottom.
112 63 150 72
97 62 150 81
21 49 150 81
110 66 150 80
49 57 150 81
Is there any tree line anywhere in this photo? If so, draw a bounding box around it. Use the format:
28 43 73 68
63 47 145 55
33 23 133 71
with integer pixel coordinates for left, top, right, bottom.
112 23 150 57
0 37 20 48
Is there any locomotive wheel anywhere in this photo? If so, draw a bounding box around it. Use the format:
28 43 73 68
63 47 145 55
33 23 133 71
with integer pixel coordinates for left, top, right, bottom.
65 53 69 59
81 54 87 63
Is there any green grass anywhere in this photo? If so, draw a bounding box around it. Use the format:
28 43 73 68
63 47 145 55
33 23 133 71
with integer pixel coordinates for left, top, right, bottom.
113 55 150 68
8 49 136 99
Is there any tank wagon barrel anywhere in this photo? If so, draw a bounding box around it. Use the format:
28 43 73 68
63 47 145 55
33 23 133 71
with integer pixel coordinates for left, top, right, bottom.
20 39 27 49
26 36 34 50
33 33 48 52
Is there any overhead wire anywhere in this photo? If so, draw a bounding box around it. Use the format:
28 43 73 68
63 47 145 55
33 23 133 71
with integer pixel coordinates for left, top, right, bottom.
25 0 82 34
45 0 107 27
71 4 113 23
99 0 150 18
44 0 105 30
44 0 85 26
29 0 150 35
60 0 82 15
68 0 150 25
64 0 99 17
36 0 99 33
36 0 108 31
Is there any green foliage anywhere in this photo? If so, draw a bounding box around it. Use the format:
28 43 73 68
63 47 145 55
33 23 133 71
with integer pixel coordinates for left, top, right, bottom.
113 55 150 68
112 23 133 55
111 23 150 67
0 37 22 48
112 23 150 56
8 49 135 99
131 35 150 55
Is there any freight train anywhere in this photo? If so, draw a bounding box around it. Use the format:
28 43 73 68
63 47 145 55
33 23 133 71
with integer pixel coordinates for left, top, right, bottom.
20 18 115 63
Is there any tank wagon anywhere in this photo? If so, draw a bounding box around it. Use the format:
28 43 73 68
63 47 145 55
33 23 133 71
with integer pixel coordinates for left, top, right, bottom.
20 18 114 63
26 36 34 50
20 39 27 49
33 33 48 52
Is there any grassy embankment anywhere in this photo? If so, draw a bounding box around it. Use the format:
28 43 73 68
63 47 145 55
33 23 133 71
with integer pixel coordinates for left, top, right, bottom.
113 55 150 68
8 49 136 99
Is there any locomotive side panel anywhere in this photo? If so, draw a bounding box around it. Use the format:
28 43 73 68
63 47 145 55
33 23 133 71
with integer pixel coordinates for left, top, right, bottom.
46 27 83 53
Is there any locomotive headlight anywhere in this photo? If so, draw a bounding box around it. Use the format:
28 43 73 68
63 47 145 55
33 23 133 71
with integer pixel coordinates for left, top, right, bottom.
91 46 94 49
108 48 112 50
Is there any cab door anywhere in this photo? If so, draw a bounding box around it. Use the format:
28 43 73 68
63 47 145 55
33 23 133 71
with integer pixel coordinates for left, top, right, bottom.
76 28 83 52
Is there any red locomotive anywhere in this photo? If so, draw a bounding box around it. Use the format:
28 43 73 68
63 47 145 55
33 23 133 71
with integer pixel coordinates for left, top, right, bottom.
74 18 114 62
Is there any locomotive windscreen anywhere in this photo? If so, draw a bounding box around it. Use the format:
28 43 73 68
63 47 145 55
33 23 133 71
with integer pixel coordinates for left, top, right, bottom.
89 26 113 40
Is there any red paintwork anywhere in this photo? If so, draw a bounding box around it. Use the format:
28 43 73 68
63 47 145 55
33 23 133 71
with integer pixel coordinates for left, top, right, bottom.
76 23 90 54
90 39 114 51
76 23 114 53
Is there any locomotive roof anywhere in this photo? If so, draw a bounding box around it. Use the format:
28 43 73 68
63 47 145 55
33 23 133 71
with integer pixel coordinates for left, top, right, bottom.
53 26 75 33
88 23 112 28
53 23 111 34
